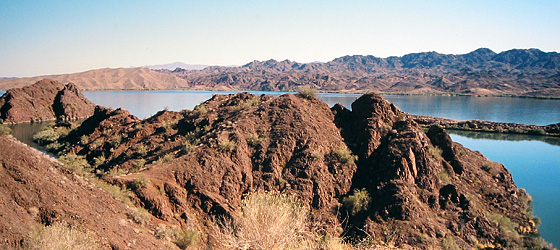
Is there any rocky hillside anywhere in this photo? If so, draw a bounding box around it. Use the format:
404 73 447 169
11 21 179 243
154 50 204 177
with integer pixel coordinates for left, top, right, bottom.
35 91 550 249
0 135 170 249
0 79 95 123
171 48 560 97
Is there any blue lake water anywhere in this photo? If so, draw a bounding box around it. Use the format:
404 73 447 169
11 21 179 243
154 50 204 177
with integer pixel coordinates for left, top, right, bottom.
4 89 560 246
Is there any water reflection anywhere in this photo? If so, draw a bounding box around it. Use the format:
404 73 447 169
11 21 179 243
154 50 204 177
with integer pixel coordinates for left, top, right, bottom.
448 129 560 146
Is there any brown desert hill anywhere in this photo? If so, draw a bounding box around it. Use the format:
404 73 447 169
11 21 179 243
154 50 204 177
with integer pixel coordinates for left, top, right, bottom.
0 79 95 123
0 135 171 249
44 91 550 249
0 67 191 91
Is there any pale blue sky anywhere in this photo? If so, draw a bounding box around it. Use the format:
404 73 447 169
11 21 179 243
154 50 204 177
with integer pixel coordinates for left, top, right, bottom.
1 0 559 77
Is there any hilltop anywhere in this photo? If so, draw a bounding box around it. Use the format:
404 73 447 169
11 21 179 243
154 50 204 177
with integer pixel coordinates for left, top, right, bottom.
1 48 559 97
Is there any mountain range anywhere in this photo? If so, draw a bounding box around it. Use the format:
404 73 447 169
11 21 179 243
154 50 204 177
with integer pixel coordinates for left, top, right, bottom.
1 48 559 97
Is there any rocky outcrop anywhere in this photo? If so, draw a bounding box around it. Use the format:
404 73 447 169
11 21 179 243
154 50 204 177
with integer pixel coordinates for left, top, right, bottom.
0 79 95 123
45 92 549 249
334 93 540 249
0 135 169 249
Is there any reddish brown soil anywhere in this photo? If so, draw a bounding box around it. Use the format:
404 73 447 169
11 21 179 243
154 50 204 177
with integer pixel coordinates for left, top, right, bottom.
0 79 94 124
51 92 547 249
0 135 171 249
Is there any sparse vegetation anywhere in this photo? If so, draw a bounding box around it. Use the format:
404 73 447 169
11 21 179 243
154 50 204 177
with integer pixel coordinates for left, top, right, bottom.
235 96 261 112
246 133 262 147
133 158 146 170
438 169 452 184
129 173 150 190
194 104 207 115
26 221 101 250
59 153 90 174
441 235 460 250
333 146 358 164
342 188 371 216
175 229 202 250
428 146 443 159
218 138 237 153
153 153 174 165
487 212 522 247
298 88 318 100
130 207 151 225
211 191 325 249
135 144 148 155
0 124 11 135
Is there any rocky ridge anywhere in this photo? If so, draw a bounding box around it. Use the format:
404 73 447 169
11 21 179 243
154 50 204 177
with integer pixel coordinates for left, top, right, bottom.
0 79 95 123
37 90 550 249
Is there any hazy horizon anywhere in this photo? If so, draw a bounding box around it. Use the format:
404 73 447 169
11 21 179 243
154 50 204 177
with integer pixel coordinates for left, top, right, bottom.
1 1 559 77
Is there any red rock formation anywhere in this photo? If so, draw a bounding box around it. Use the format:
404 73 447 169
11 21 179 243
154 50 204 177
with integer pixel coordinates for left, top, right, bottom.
0 79 94 123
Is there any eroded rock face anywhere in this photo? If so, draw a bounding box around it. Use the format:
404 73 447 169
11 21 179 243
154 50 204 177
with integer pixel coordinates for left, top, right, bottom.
51 92 544 249
0 79 95 123
334 93 537 249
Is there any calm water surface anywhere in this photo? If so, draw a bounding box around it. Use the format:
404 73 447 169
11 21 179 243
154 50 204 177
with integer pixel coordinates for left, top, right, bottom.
449 132 560 246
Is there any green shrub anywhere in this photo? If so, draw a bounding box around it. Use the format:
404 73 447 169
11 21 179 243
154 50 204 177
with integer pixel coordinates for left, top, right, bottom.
175 229 202 250
92 155 106 167
298 88 317 100
342 188 371 216
246 133 262 147
153 153 174 165
26 221 101 250
333 146 357 164
133 158 146 170
33 128 59 145
135 144 148 155
58 153 90 174
218 139 237 153
182 140 197 154
0 124 11 135
129 207 151 225
428 146 443 159
194 104 207 115
235 97 261 111
129 174 150 190
528 128 546 135
441 235 460 250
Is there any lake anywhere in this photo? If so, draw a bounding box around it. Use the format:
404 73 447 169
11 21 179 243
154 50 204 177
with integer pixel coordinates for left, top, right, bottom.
5 89 560 246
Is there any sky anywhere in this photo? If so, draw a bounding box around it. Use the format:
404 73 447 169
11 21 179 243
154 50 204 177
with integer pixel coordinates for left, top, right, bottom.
1 0 559 77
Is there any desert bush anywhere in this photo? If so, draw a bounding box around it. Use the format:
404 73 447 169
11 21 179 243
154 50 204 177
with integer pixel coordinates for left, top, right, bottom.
183 140 197 154
0 124 11 135
438 169 451 184
342 188 371 216
130 207 151 225
428 146 443 159
194 104 207 115
246 133 262 147
212 191 317 249
218 139 237 153
175 229 202 250
235 97 261 111
26 221 100 250
135 144 148 155
58 153 90 174
32 128 59 145
153 153 174 165
333 146 357 164
133 158 146 170
92 155 106 167
487 213 522 247
441 235 460 250
129 174 150 190
298 88 318 100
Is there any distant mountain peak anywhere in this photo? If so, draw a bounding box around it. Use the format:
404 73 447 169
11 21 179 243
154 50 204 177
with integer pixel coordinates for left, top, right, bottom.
142 62 208 71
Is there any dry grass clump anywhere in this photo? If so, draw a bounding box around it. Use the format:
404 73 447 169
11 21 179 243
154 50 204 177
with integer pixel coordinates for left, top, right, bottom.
212 191 332 249
26 221 100 250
